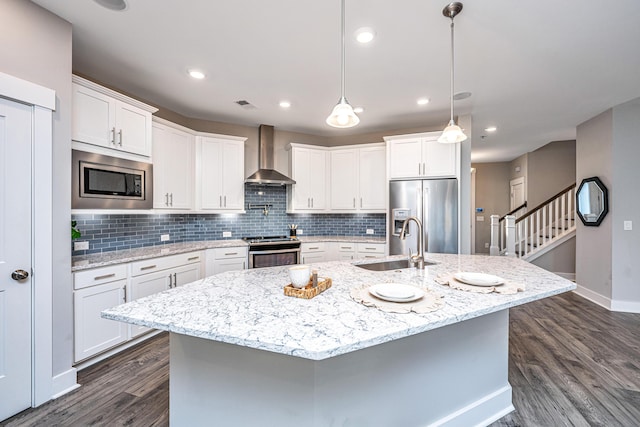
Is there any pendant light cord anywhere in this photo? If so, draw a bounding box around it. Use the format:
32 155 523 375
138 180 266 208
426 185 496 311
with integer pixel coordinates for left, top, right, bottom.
449 18 455 123
340 0 346 100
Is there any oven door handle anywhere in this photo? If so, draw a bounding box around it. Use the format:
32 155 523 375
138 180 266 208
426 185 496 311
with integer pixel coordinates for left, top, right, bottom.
249 247 301 255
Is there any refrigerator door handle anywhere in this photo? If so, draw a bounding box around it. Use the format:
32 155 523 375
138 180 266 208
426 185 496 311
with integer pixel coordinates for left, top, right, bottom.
423 187 429 253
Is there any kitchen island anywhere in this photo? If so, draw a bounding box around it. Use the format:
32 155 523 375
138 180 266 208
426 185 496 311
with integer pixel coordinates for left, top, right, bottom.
103 254 575 426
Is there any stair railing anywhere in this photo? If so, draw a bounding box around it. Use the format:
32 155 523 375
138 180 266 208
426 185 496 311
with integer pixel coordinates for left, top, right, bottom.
491 183 576 258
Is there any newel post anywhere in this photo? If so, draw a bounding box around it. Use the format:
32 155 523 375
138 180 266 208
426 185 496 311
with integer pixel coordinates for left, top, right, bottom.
505 215 516 257
490 215 500 256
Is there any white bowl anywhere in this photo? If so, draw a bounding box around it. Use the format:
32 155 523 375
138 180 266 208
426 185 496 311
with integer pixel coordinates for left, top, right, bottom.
289 265 311 288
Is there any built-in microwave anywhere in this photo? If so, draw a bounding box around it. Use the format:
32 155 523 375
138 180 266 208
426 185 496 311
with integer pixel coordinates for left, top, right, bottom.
72 150 153 209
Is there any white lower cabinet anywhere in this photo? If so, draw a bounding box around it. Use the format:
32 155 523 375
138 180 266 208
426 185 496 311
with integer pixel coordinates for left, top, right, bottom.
206 247 248 275
73 251 203 363
301 242 328 264
73 279 128 363
334 242 356 261
356 243 386 259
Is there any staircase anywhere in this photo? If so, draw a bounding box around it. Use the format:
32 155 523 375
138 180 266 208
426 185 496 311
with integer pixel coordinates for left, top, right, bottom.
490 184 576 261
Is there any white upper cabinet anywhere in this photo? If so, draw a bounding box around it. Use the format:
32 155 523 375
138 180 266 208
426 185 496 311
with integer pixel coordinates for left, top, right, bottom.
152 120 195 210
287 144 328 212
386 132 458 179
330 144 386 212
72 75 157 158
197 135 246 212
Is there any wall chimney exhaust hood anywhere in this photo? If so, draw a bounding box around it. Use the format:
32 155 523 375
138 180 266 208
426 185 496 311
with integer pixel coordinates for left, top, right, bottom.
245 125 296 186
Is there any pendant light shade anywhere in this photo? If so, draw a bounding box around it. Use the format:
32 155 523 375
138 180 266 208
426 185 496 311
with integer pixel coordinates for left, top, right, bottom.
326 0 359 128
438 2 467 143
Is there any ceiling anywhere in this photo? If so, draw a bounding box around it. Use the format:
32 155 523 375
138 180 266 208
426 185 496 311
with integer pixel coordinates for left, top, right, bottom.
33 0 640 162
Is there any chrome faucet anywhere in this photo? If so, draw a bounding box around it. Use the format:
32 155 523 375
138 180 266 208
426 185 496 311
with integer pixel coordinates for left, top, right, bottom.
400 216 425 269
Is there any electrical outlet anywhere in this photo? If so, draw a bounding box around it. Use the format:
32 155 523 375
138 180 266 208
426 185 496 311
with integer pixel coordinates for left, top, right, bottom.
484 242 489 248
160 234 170 242
222 231 232 238
624 221 633 231
74 241 89 251
366 229 375 235
297 229 303 235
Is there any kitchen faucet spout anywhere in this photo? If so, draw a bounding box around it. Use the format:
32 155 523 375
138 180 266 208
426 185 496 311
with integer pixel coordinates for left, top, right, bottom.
400 216 425 269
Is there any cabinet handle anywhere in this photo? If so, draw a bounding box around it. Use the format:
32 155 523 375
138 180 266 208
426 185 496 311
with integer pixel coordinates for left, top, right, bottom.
168 273 173 288
118 129 123 146
423 162 426 176
365 255 377 258
418 163 421 176
308 246 319 250
140 265 157 271
111 127 116 145
311 198 314 208
122 285 127 302
165 193 169 206
173 273 177 287
353 198 356 208
224 252 238 256
365 247 376 250
94 273 115 281
224 195 226 207
360 197 363 208
169 193 173 206
220 195 223 207
188 256 200 261
307 197 310 208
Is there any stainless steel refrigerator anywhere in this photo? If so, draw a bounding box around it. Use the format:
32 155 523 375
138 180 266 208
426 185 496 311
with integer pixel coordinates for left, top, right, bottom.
389 179 458 255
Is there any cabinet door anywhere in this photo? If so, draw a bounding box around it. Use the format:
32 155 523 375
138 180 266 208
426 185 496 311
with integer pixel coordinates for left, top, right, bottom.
153 125 194 209
74 280 128 362
358 146 386 210
291 147 311 209
308 149 327 210
301 252 326 264
199 138 224 209
330 149 358 210
388 139 422 179
115 102 151 156
423 140 457 177
220 141 244 210
173 263 202 288
130 271 171 337
213 258 247 274
72 83 115 148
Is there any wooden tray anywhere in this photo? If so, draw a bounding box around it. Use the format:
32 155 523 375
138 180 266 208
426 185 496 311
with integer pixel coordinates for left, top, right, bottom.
284 277 332 299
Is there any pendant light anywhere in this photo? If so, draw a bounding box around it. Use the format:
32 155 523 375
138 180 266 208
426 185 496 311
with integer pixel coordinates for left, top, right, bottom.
326 0 360 128
438 2 467 143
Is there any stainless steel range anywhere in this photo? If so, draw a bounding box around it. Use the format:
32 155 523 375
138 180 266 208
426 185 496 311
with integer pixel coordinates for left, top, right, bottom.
243 236 301 268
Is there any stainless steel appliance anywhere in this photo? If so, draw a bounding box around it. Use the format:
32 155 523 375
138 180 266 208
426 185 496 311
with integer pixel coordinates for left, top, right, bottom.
72 150 153 209
244 125 296 186
389 179 458 255
243 236 301 268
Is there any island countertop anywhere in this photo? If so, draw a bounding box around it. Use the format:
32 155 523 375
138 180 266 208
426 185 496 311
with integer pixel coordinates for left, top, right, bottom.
102 254 575 360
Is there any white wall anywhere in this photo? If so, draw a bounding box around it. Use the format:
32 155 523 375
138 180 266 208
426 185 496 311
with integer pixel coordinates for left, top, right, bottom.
0 0 73 377
610 99 640 309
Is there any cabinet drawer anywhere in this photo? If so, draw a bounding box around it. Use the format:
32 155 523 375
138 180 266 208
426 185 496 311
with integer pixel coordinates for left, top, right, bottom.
212 246 248 259
74 264 128 290
336 243 356 252
130 251 202 276
301 242 326 253
356 243 385 254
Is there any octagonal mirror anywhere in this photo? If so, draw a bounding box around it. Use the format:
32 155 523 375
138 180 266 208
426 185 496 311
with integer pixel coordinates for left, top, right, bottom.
576 176 608 226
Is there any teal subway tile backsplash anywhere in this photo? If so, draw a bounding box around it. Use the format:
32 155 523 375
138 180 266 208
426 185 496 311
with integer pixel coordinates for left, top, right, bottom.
72 185 385 256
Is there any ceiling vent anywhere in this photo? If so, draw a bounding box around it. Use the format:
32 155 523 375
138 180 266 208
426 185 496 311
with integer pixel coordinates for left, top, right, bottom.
235 99 257 110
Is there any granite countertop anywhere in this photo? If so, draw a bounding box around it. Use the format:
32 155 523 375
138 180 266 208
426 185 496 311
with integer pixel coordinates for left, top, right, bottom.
102 253 575 360
72 236 388 272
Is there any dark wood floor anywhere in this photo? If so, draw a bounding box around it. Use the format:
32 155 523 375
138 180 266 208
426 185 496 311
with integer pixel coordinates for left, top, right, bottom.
3 292 639 426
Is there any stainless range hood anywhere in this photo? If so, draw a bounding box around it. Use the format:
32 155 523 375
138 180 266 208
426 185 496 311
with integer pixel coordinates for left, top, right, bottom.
245 124 296 185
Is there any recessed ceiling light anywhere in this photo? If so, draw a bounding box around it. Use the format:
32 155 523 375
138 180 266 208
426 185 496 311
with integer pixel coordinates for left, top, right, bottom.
484 126 497 132
417 98 430 106
353 106 364 113
188 70 205 79
355 27 375 44
279 101 291 108
93 0 128 11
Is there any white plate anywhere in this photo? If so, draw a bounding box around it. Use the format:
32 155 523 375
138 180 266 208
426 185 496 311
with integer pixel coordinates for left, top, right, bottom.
368 283 425 303
453 272 504 287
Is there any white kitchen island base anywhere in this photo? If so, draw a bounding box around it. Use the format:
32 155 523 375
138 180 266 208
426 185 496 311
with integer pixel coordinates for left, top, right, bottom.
169 309 514 427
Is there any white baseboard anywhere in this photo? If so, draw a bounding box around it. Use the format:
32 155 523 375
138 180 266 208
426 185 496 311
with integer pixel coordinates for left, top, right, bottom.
432 385 514 427
51 368 80 400
610 299 640 314
74 329 163 371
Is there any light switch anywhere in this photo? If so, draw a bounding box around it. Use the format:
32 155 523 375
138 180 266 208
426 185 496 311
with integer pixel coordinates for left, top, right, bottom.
624 221 633 231
476 216 485 222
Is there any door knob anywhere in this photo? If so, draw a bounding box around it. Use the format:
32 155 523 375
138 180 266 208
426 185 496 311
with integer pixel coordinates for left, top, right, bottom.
11 269 29 281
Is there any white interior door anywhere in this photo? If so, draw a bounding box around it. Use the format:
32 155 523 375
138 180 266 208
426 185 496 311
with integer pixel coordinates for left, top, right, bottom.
0 97 33 420
510 177 525 212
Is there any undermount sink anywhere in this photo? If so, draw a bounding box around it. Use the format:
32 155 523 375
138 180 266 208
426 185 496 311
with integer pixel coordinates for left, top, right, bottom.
355 259 438 271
